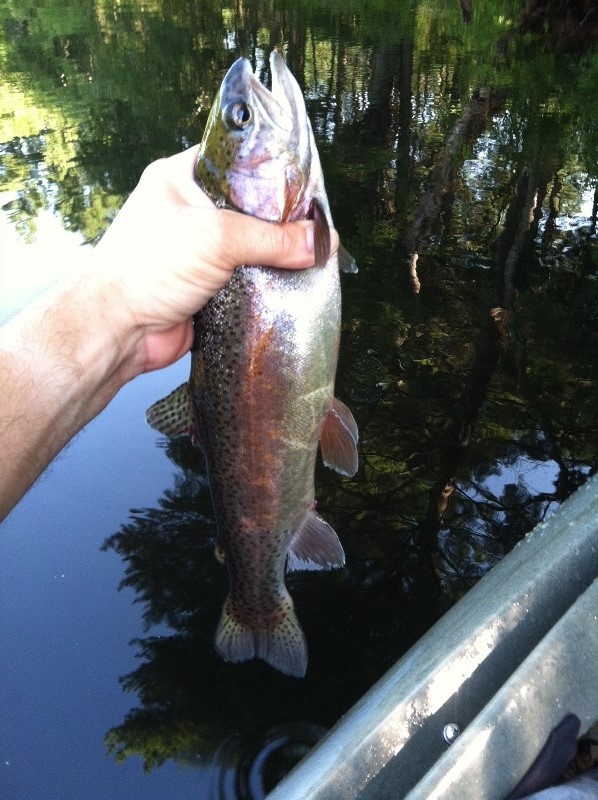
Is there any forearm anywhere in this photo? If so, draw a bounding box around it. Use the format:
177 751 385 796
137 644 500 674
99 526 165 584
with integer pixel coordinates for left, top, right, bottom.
0 270 137 520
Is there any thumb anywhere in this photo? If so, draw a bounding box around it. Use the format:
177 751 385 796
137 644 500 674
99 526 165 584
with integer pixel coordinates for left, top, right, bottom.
218 209 339 270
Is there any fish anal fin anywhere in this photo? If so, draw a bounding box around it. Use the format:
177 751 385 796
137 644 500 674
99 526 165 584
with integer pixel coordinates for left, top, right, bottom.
145 383 198 442
320 397 359 476
215 597 307 678
308 197 331 268
287 510 345 572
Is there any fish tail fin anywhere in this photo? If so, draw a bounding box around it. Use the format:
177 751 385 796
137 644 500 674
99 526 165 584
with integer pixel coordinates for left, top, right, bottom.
215 597 307 678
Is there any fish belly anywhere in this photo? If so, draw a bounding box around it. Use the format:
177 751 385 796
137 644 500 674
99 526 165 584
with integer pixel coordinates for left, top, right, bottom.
191 260 341 677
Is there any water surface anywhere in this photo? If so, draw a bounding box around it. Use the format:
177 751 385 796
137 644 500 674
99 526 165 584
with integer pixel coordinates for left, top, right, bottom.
1 1 597 797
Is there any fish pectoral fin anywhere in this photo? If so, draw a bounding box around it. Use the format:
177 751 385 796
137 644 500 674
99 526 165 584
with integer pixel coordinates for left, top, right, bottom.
215 597 307 678
320 397 359 477
308 197 331 268
145 382 199 442
287 510 345 572
338 242 358 274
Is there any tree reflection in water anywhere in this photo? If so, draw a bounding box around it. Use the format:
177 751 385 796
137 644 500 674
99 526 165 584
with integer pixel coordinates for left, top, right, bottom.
102 183 595 777
97 5 597 784
3 0 594 791
101 435 442 784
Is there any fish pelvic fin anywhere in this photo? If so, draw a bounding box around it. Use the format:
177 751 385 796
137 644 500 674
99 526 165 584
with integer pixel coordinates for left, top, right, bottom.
215 597 307 678
320 397 359 477
145 383 196 439
287 510 345 572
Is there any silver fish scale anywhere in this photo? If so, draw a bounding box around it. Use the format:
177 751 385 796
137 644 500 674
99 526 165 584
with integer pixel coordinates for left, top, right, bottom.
191 258 341 624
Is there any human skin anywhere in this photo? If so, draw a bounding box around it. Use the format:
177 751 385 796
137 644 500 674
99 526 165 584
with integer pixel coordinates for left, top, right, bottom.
0 145 338 520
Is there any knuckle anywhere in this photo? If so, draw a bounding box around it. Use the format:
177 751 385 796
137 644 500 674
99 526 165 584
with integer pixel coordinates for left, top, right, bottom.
139 157 169 186
278 222 296 257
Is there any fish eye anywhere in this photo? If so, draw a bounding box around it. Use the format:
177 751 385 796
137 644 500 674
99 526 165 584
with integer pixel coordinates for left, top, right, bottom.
223 101 252 130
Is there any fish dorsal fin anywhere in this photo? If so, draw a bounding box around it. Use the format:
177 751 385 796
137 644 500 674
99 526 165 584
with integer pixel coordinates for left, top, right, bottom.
146 383 198 440
308 197 331 268
287 510 345 572
338 242 358 274
320 397 359 476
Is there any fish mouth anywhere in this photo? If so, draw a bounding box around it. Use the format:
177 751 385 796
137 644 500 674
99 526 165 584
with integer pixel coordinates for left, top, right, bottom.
268 50 308 146
269 51 312 169
216 52 313 219
222 52 307 144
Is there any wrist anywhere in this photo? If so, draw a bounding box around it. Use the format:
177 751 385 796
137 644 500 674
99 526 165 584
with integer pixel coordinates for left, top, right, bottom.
21 269 138 410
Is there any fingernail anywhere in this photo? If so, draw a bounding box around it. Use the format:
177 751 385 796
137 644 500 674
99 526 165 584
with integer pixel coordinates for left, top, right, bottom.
330 228 339 254
304 223 315 254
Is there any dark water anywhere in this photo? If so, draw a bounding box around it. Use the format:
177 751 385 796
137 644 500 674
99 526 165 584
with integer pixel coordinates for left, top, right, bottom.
1 1 597 798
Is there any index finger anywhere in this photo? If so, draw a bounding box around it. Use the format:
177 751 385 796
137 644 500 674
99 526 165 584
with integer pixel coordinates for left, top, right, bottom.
140 146 213 210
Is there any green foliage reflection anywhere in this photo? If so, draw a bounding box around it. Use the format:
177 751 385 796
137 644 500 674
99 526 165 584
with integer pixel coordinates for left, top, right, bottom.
2 0 597 783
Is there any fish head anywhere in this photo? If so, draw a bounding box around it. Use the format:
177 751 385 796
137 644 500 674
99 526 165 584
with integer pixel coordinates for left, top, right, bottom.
196 51 326 224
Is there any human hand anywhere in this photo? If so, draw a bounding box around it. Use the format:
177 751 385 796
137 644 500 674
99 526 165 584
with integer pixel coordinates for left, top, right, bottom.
89 145 338 377
0 145 340 519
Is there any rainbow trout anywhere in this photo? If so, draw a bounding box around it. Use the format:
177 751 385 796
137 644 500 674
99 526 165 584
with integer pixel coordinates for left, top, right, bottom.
146 51 358 678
